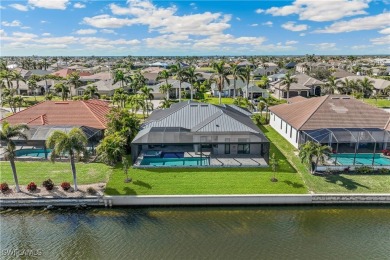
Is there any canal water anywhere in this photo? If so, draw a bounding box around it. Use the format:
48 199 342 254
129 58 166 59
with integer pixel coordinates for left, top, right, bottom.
1 206 390 260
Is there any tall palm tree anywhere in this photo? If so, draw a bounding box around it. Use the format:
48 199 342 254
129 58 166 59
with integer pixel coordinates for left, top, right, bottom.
211 61 230 104
324 76 337 95
299 141 331 174
230 64 245 98
0 121 29 192
113 88 128 108
184 66 202 101
54 82 69 101
0 70 14 89
280 71 298 102
131 70 147 92
241 65 252 99
159 83 173 100
170 63 186 101
67 72 81 98
84 85 100 99
27 79 38 101
11 71 26 95
340 78 357 95
357 77 374 98
46 128 88 191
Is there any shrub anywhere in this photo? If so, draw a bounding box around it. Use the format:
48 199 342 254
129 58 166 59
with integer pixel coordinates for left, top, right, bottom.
0 182 9 193
87 187 97 195
27 182 37 192
355 166 374 174
42 179 54 190
378 168 390 174
61 182 71 191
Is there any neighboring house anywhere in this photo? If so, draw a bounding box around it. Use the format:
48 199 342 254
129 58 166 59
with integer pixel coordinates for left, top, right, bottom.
12 68 31 79
77 80 122 96
236 61 255 69
131 101 270 167
1 100 111 157
149 79 192 99
269 95 390 150
336 76 390 94
51 68 92 78
80 72 112 82
253 63 279 77
211 79 268 99
331 69 355 79
271 74 324 99
268 73 286 82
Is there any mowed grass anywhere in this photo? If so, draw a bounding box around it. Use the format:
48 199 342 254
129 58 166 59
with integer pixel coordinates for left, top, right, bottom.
0 161 112 186
105 140 307 195
261 125 390 194
363 98 390 108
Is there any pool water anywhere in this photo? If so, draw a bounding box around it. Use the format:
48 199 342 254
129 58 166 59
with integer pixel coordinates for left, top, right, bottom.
15 148 51 158
331 153 390 166
140 157 209 166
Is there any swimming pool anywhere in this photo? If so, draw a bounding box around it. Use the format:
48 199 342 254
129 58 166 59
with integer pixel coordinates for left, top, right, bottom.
15 148 51 158
140 157 209 166
330 153 390 166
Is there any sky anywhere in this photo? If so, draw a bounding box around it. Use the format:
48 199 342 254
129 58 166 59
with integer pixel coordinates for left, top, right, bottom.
0 0 389 56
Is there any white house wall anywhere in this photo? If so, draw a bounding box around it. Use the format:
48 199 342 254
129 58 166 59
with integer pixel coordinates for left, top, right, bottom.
270 112 299 148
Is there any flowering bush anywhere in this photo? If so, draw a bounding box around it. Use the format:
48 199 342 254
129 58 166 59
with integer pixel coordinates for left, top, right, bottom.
61 182 71 191
0 182 9 193
42 179 54 190
27 182 37 192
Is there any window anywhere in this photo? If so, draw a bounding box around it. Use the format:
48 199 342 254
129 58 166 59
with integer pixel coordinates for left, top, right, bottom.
280 120 283 129
225 144 230 154
238 144 250 154
290 126 293 138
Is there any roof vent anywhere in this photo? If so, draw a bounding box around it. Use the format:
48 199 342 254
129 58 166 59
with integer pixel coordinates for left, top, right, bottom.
331 97 340 100
342 97 350 99
54 102 69 104
200 104 208 107
190 104 198 107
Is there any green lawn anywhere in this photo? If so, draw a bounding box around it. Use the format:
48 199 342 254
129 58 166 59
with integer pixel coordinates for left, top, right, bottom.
0 161 112 186
261 125 390 194
363 98 390 108
105 139 307 195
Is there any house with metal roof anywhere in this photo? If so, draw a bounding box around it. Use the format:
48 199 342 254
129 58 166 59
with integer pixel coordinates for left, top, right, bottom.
131 101 270 167
269 95 390 168
211 79 269 99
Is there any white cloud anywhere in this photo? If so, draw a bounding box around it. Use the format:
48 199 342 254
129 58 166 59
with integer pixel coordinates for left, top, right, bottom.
35 36 77 44
308 42 337 50
28 0 69 10
9 4 29 11
351 45 370 50
255 9 264 14
286 40 298 45
299 33 306 36
251 24 258 27
370 35 390 45
0 6 5 10
236 17 241 21
73 2 85 9
21 26 31 30
75 29 97 35
1 20 22 27
314 13 390 33
281 21 308 31
42 33 51 36
379 28 390 34
265 0 370 22
40 20 48 24
83 1 232 37
262 21 273 27
100 29 117 34
0 30 7 37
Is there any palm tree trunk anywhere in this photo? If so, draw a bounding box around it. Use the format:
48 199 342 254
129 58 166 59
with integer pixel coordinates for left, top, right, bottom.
287 87 290 102
190 86 193 100
219 91 222 105
10 158 21 192
233 79 236 98
179 81 182 102
70 154 78 191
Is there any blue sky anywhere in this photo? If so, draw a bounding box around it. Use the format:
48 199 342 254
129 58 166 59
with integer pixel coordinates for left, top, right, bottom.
1 0 389 56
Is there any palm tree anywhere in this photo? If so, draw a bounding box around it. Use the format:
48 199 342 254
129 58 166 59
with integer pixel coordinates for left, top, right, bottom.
27 79 38 101
54 82 69 101
112 88 128 108
131 70 147 92
139 86 154 115
84 85 100 99
160 97 172 108
159 83 172 100
340 78 356 95
230 64 245 98
299 141 331 174
11 71 26 95
171 63 186 101
46 128 88 191
257 101 266 116
184 66 202 101
324 76 337 95
241 65 252 99
0 121 30 192
280 71 298 102
211 61 230 104
0 70 14 89
357 77 374 98
67 72 81 98
269 153 279 182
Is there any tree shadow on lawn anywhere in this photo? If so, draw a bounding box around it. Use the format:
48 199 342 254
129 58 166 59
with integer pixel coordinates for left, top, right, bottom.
133 180 152 189
105 186 137 195
324 175 370 191
282 180 305 189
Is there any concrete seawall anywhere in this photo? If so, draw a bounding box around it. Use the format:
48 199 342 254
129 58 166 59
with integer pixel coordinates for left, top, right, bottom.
2 194 390 208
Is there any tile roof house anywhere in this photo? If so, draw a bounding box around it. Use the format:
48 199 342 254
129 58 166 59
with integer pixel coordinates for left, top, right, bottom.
271 74 324 99
269 95 390 148
131 101 270 166
51 68 92 78
336 76 390 94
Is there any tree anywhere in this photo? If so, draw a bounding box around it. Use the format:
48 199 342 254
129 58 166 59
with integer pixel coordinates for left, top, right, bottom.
131 70 147 92
211 61 230 104
357 77 374 98
324 76 337 95
54 82 70 101
46 128 88 191
241 65 252 99
280 71 298 102
159 83 172 100
171 63 187 101
84 85 100 99
96 132 127 166
67 72 81 98
160 97 172 108
112 88 128 108
340 78 357 95
0 121 30 192
185 66 202 101
229 64 245 98
299 141 331 174
11 71 26 95
27 79 38 101
257 101 266 116
269 153 279 182
123 157 131 183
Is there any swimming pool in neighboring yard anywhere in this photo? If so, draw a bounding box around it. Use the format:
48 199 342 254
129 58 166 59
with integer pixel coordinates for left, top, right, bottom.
140 157 209 166
330 153 390 166
15 148 51 158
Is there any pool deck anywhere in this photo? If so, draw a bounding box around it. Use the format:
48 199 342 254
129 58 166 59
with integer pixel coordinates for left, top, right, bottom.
134 151 268 168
